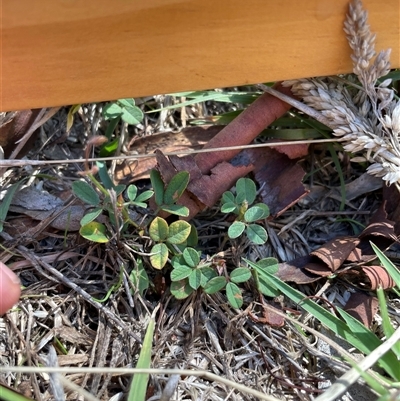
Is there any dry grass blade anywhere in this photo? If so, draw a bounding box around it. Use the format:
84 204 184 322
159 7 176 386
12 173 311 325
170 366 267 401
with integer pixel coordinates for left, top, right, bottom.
315 327 400 401
283 0 400 189
0 367 290 401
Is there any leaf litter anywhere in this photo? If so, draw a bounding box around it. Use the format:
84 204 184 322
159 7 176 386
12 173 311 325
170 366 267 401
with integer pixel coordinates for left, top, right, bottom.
1 2 400 400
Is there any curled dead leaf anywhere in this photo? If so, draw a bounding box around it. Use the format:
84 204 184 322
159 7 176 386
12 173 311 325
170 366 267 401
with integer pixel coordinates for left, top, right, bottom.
361 265 395 290
310 237 360 272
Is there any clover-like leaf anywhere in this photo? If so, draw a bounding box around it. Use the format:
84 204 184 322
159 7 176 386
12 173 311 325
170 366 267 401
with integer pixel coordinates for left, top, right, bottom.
187 224 199 247
149 243 169 270
150 169 165 206
103 103 123 120
221 191 235 204
244 203 270 223
117 99 144 125
167 220 191 244
246 224 268 244
80 222 109 243
188 269 202 290
236 178 256 205
171 265 193 281
164 171 190 205
228 221 246 239
127 185 138 202
135 190 154 203
149 217 169 242
221 202 238 213
170 279 194 299
72 181 100 206
230 267 252 283
200 267 217 287
80 207 103 226
183 247 201 268
161 204 189 217
203 276 227 294
226 282 243 309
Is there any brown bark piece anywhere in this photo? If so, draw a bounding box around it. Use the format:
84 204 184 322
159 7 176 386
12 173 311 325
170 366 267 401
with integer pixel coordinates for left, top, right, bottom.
194 82 294 175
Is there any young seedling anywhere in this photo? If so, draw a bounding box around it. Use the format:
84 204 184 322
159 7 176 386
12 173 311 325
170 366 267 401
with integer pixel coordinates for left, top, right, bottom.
72 152 154 242
221 177 270 245
170 250 255 309
101 98 144 157
150 169 190 217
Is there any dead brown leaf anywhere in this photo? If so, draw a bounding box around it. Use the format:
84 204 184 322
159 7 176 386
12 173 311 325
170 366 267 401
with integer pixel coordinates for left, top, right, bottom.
310 237 360 273
0 109 41 157
275 256 321 284
251 147 309 218
360 265 395 290
344 291 379 328
116 126 222 183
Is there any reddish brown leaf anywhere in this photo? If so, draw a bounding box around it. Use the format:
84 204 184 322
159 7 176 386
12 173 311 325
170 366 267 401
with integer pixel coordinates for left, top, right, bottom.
276 256 322 284
303 263 333 277
249 297 285 327
310 237 360 272
382 184 400 236
115 126 222 183
359 203 396 242
251 147 309 218
0 109 41 158
361 265 395 290
355 203 397 259
344 291 378 328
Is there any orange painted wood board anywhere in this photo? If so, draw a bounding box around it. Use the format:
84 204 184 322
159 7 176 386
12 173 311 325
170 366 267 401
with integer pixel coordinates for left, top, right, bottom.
1 0 399 111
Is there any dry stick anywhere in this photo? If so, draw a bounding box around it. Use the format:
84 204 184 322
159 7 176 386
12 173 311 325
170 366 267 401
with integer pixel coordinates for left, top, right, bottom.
194 82 294 175
0 232 142 343
0 139 341 167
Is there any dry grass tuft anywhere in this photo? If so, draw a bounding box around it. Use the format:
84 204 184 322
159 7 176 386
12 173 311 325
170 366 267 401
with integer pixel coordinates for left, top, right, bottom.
284 0 400 189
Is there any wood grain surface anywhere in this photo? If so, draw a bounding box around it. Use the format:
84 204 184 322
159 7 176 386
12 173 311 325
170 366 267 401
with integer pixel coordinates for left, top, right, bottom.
1 0 399 111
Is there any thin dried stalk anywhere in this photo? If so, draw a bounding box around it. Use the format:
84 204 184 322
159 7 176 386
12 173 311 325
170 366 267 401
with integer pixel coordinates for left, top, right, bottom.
283 0 400 189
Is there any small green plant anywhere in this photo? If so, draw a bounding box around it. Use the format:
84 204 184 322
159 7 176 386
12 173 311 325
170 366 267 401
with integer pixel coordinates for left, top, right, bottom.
169 248 253 308
221 177 269 245
73 169 153 243
148 217 192 269
150 170 190 217
101 98 144 157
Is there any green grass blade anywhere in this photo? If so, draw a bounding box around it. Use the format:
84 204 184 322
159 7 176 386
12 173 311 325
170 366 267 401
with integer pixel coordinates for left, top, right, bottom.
128 309 157 401
245 259 400 380
0 385 33 401
376 287 400 358
370 242 400 288
0 180 24 232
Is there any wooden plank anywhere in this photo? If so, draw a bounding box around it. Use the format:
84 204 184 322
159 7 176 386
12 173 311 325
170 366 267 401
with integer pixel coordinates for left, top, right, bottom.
1 0 399 111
